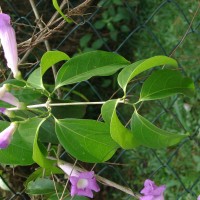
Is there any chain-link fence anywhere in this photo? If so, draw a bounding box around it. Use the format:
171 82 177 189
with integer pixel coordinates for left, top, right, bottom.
0 0 200 199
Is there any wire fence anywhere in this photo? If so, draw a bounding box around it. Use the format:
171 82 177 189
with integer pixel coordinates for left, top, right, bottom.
0 0 200 199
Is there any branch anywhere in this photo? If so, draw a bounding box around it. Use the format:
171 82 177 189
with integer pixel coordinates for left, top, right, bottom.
7 100 124 111
18 0 95 55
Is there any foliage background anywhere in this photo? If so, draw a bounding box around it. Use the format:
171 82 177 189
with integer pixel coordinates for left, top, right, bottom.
0 0 199 199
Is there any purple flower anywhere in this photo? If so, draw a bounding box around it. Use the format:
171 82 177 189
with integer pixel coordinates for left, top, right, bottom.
58 162 80 177
0 92 19 107
70 171 100 198
58 162 100 198
0 122 17 149
0 85 19 107
0 107 6 114
197 195 200 200
0 13 20 79
140 179 166 200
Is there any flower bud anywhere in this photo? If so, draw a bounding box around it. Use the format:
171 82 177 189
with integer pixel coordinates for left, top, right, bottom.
0 13 20 78
0 122 17 149
0 85 20 107
0 84 7 98
58 161 80 177
1 92 19 107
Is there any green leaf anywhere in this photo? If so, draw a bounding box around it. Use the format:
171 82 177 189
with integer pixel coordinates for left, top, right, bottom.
39 117 59 144
94 20 105 29
101 99 140 149
51 99 86 119
3 79 26 87
10 86 43 104
0 100 16 108
55 50 130 89
0 118 42 165
52 0 72 23
117 56 178 94
55 119 119 162
25 167 63 188
25 168 44 187
80 34 92 48
0 82 43 107
41 51 70 76
131 112 188 149
140 69 195 101
32 118 60 172
26 178 63 195
27 68 44 90
91 39 104 49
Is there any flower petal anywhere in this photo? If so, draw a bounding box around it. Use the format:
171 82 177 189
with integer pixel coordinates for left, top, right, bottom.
70 176 79 186
0 122 17 149
154 195 165 200
140 195 154 200
0 13 20 78
0 108 6 114
151 185 166 196
141 179 155 195
71 184 78 196
79 171 94 179
1 92 19 107
58 162 80 177
58 163 100 198
77 188 94 198
0 13 10 26
0 85 7 98
140 179 166 199
88 178 100 192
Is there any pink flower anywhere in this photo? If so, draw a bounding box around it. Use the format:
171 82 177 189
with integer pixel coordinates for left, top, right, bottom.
58 162 100 198
58 162 80 177
70 171 100 198
0 122 17 149
0 13 20 79
140 179 166 200
0 92 19 107
0 85 19 107
0 107 6 114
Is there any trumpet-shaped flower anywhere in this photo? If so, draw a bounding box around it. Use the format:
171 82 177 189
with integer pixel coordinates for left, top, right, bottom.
58 162 100 198
0 92 19 107
70 171 100 198
0 122 17 149
0 13 20 78
0 84 19 107
140 179 166 200
58 162 80 177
